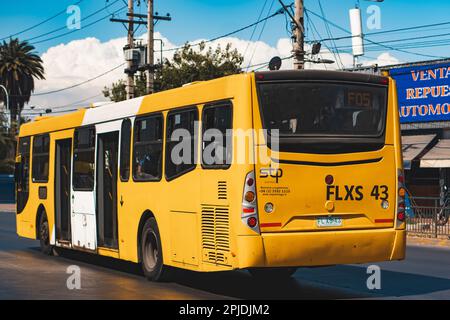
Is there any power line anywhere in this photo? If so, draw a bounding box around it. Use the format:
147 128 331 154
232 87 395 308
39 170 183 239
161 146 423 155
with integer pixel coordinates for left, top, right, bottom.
0 0 84 41
305 11 327 70
32 63 126 96
246 0 276 71
335 33 450 50
25 0 122 43
247 55 293 71
162 6 286 52
310 19 450 43
30 5 127 46
52 93 106 110
242 0 270 62
317 0 343 69
11 63 126 98
305 8 447 60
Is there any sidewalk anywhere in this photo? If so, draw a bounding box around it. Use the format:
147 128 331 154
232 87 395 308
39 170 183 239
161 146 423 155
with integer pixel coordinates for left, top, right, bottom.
0 204 14 213
407 235 450 249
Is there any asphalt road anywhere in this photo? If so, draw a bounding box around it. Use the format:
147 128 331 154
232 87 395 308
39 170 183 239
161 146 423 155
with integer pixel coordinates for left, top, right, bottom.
1 211 449 300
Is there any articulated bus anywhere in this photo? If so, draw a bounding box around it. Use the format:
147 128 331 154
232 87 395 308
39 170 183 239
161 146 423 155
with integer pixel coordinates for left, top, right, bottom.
15 70 406 281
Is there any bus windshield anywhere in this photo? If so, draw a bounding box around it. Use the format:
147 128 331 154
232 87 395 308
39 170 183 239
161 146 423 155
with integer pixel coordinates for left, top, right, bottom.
258 82 387 138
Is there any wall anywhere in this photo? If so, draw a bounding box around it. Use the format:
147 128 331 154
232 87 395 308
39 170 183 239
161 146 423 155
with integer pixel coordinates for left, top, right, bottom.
0 174 15 204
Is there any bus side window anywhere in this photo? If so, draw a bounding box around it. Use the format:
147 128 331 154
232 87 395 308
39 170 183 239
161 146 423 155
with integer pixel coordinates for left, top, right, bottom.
17 137 31 214
202 101 233 168
133 114 163 182
120 119 132 182
73 127 96 191
165 107 198 181
32 134 50 183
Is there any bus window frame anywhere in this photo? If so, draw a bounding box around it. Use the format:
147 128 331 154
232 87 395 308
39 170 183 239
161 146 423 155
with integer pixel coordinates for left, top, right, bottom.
32 133 50 183
132 112 164 183
17 136 31 214
73 126 96 192
165 106 199 182
120 118 132 183
256 80 389 154
201 100 233 170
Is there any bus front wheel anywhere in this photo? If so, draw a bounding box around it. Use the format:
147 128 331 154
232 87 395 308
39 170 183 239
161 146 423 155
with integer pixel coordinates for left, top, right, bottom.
140 218 171 282
38 213 53 255
249 267 297 279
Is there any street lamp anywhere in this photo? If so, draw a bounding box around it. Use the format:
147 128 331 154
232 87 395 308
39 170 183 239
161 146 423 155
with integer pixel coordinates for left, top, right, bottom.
0 85 10 130
0 85 9 113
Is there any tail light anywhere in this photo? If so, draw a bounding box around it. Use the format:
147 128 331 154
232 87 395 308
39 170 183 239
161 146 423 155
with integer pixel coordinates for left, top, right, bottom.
242 171 260 233
397 169 406 226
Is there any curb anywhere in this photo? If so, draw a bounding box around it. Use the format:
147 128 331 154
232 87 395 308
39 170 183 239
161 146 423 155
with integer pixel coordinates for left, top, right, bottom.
0 204 15 213
407 235 450 249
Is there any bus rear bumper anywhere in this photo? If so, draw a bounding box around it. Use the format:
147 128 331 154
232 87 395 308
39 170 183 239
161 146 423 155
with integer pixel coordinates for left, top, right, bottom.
237 229 406 269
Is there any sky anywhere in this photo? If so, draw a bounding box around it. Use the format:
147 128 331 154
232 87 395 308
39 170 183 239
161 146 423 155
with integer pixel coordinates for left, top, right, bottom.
1 0 450 117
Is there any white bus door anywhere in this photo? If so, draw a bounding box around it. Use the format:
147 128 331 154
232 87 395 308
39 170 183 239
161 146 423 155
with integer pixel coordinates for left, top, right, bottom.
71 127 97 251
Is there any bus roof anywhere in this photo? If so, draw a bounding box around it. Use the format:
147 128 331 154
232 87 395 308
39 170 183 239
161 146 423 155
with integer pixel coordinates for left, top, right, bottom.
19 72 253 137
19 70 388 137
254 70 389 85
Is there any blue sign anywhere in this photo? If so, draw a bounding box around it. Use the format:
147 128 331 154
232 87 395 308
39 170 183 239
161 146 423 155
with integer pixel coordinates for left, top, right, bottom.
390 62 450 123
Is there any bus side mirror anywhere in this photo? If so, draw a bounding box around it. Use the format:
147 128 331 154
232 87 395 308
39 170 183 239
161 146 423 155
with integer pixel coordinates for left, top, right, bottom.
14 155 22 183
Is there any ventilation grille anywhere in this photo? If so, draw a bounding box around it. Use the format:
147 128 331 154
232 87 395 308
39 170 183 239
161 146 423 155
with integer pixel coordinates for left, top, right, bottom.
218 181 227 200
201 205 230 265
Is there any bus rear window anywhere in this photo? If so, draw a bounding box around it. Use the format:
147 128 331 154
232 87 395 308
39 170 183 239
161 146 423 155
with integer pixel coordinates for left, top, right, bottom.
258 82 387 137
257 82 388 154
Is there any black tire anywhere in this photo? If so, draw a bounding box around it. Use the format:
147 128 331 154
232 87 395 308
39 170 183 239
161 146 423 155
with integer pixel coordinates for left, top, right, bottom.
38 213 53 255
249 267 297 279
140 218 171 282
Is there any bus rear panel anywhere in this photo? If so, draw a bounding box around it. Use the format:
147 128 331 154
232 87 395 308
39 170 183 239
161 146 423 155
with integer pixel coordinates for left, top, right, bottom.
237 71 406 269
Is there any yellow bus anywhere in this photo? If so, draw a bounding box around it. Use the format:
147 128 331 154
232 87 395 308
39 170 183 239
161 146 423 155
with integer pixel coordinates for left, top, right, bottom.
15 70 406 281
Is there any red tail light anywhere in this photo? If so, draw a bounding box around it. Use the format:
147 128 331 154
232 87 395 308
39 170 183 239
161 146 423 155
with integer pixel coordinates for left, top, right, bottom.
397 170 406 226
242 171 259 233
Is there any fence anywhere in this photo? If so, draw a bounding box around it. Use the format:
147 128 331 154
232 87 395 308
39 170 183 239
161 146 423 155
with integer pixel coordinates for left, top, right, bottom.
407 196 450 238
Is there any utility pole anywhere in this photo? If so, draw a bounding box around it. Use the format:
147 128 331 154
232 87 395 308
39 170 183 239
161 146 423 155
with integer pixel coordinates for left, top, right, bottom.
147 0 154 94
127 0 135 100
293 0 305 70
111 1 171 98
278 0 305 69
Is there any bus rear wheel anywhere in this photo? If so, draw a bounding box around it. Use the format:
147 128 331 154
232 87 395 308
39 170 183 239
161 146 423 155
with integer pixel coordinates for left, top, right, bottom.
38 213 53 255
249 267 297 279
140 218 171 282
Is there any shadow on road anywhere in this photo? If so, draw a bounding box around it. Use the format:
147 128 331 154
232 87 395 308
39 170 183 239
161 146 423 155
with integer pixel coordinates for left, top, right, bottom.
36 247 450 299
296 265 450 298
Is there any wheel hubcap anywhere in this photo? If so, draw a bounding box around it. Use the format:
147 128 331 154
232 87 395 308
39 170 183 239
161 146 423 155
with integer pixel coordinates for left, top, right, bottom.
143 231 158 270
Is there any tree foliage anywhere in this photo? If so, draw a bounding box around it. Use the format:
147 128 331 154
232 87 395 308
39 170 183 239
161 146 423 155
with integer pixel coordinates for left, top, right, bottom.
103 43 244 102
0 38 45 134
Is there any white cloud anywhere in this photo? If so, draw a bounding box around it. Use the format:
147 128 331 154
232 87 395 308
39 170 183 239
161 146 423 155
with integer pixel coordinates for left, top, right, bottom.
362 52 401 67
28 33 401 116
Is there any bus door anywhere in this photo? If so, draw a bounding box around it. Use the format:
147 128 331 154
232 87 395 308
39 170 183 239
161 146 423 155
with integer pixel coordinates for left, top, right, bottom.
96 131 119 249
95 120 121 251
72 127 97 251
55 139 72 243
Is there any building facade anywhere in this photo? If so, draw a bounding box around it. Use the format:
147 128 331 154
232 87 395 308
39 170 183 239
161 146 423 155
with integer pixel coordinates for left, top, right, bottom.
352 59 450 205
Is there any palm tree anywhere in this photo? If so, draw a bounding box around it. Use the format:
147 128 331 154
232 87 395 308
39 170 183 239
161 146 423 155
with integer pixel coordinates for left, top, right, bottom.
0 38 45 134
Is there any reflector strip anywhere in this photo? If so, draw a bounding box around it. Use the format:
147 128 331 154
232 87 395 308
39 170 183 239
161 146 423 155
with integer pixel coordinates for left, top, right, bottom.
242 207 255 213
375 219 394 223
260 222 282 228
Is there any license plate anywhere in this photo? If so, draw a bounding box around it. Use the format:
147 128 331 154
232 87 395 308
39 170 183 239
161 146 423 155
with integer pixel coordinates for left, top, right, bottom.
317 217 343 228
